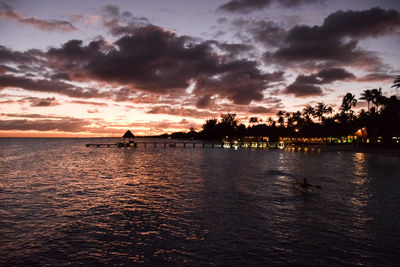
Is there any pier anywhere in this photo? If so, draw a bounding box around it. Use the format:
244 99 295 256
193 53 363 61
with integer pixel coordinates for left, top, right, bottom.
86 141 224 148
85 130 285 149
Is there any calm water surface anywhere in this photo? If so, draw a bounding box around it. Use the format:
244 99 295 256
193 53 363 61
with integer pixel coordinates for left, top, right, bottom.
0 138 399 266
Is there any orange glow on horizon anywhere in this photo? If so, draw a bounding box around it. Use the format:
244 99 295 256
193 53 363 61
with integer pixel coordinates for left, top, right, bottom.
0 127 192 137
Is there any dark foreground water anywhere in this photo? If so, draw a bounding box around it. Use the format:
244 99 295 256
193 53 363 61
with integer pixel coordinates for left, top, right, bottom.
0 138 399 266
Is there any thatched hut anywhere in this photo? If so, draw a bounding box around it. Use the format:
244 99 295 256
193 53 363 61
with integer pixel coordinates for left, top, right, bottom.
122 130 135 144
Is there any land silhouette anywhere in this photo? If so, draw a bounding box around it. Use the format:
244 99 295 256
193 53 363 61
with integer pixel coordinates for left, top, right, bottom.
158 76 400 145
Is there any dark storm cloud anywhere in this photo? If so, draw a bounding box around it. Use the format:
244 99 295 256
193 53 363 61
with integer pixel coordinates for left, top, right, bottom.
218 43 254 57
49 72 71 81
0 45 41 65
0 2 78 32
283 68 355 97
46 27 212 92
270 7 400 67
218 0 322 14
0 65 19 74
47 39 110 69
114 89 164 104
285 83 323 97
194 67 284 105
195 95 213 108
0 74 110 99
45 24 281 105
230 18 288 48
247 20 288 47
297 68 355 84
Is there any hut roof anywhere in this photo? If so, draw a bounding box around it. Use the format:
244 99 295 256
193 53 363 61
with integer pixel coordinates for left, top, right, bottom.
122 130 135 138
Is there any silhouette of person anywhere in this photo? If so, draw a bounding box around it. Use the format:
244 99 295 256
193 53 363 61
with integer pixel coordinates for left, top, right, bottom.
300 178 312 188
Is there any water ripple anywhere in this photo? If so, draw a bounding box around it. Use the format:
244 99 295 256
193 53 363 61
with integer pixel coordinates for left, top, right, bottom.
0 138 399 265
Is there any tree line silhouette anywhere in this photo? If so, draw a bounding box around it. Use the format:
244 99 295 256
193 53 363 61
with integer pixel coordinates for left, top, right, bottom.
164 76 400 144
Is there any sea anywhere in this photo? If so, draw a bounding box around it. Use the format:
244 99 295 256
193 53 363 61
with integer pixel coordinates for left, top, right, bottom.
0 137 399 266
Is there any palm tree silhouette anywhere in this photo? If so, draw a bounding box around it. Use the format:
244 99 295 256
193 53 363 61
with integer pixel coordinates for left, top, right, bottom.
371 88 383 111
268 117 276 127
292 111 302 126
392 75 400 89
341 93 357 114
277 110 285 127
249 117 259 126
360 89 374 112
302 105 315 121
314 102 333 122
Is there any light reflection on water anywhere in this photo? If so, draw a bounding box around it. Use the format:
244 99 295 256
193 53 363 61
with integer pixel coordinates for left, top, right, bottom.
0 138 400 266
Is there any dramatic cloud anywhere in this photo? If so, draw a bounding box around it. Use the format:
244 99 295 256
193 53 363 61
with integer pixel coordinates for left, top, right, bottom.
218 0 322 14
194 68 284 105
284 68 355 97
0 45 41 65
285 83 324 97
1 3 398 137
246 20 287 48
228 18 288 50
297 68 355 84
0 2 78 32
269 7 400 68
218 43 254 57
195 95 214 108
45 24 282 105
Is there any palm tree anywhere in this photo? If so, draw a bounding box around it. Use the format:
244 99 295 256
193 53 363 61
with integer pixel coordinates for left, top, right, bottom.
249 117 259 126
302 105 314 121
287 116 294 128
267 117 274 127
292 111 302 125
314 102 333 122
285 112 292 126
392 75 400 89
341 93 357 114
277 110 285 127
371 88 383 111
360 89 374 112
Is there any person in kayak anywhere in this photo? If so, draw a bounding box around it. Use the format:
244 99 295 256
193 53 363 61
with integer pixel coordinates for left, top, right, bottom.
300 178 312 188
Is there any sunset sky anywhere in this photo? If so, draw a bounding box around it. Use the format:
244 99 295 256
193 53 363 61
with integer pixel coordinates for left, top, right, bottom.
1 0 399 137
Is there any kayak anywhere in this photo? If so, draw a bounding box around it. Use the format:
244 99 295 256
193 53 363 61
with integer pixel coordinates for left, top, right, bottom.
294 182 313 193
